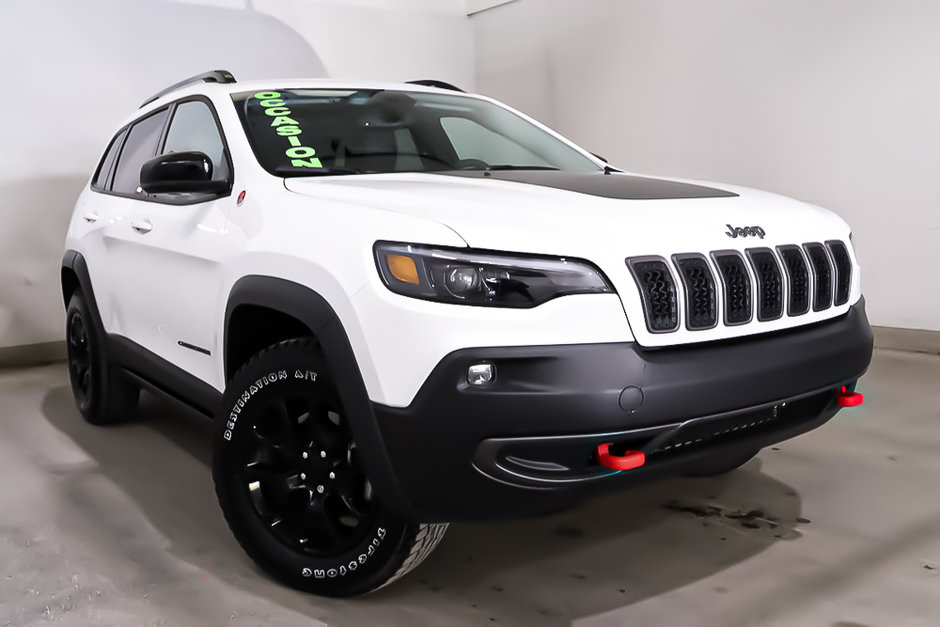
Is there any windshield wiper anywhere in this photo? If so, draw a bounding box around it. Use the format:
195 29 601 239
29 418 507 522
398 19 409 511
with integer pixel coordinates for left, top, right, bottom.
274 165 365 177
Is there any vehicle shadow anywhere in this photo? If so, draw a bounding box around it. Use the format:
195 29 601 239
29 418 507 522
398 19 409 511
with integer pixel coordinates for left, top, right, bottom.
42 383 804 626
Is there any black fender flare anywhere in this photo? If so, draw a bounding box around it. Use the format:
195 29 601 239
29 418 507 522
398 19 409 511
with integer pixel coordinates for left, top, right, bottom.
223 276 416 519
61 250 108 350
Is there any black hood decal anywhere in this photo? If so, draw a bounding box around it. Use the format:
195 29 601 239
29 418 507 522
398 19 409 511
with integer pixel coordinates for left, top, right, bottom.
434 170 738 200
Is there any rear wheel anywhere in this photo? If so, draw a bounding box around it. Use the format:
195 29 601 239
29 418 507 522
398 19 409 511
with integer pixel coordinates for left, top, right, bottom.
213 339 446 596
65 292 139 425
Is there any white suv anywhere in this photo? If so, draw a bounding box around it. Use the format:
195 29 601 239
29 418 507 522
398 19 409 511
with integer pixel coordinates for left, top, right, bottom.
62 70 873 596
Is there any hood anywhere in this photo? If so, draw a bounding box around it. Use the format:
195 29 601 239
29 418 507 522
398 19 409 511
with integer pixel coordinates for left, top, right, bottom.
283 170 848 258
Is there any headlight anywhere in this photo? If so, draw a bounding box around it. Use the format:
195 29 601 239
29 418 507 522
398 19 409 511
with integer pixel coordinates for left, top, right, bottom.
374 242 614 308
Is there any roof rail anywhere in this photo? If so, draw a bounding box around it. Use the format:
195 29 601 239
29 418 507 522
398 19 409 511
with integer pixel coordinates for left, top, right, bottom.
406 79 464 93
140 70 237 108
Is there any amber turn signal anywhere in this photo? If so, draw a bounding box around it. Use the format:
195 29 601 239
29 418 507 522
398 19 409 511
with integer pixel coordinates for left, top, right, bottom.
386 254 420 285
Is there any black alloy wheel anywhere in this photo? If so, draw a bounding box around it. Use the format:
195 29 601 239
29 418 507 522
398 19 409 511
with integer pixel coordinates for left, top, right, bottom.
240 391 376 556
213 339 447 596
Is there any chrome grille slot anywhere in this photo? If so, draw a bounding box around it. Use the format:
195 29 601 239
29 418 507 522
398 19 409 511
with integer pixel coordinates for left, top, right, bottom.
746 248 784 321
627 258 679 333
673 254 717 330
827 240 852 306
712 252 752 325
778 245 810 316
804 243 833 311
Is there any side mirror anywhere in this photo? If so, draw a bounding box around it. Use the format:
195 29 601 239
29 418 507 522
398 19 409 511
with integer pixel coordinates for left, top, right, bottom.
140 151 229 194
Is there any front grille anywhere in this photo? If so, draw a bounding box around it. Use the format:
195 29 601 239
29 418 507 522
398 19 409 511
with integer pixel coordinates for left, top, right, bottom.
747 249 784 321
713 252 752 325
627 258 679 332
805 243 833 311
827 240 852 306
674 255 717 330
627 239 852 333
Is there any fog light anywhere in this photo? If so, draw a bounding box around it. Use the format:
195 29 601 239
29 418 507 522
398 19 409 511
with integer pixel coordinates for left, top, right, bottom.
467 363 495 386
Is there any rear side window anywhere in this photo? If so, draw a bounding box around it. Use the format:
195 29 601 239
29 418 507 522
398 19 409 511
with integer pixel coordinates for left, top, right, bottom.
91 129 127 190
111 109 169 194
161 100 230 181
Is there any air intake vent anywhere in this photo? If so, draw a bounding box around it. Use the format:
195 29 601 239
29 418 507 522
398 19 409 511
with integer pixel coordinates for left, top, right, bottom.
712 252 752 325
674 255 718 330
827 240 852 306
804 243 833 311
627 258 679 333
746 249 784 321
778 246 810 316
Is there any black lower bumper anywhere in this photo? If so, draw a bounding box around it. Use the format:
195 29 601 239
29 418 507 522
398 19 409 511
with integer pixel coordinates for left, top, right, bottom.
373 301 873 522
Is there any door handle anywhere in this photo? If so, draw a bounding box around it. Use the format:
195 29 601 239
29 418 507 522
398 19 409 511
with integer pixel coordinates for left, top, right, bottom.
83 212 99 223
131 219 153 234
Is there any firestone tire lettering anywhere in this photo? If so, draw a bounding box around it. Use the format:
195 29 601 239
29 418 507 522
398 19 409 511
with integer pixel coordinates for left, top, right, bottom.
300 527 385 579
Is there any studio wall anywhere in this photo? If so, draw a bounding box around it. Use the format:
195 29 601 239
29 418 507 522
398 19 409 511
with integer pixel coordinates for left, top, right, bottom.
472 0 940 331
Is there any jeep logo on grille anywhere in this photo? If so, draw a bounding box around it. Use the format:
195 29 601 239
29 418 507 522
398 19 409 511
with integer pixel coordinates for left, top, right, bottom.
725 224 766 239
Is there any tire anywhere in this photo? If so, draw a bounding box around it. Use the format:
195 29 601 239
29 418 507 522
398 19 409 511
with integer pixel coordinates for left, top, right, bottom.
684 448 759 477
213 339 447 596
65 292 139 425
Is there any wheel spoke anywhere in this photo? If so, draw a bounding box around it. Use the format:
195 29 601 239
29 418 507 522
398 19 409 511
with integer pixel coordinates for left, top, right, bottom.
312 419 347 460
331 470 365 520
304 496 346 546
267 400 295 440
244 461 294 485
249 431 292 465
251 400 304 460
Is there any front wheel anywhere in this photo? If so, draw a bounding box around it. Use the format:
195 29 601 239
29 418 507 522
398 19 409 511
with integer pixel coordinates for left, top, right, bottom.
212 339 446 596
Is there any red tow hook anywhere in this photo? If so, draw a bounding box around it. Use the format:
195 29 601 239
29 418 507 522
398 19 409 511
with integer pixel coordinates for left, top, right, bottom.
596 443 646 471
837 386 865 407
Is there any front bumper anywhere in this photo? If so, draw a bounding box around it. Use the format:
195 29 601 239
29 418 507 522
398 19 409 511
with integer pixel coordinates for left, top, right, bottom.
373 301 873 522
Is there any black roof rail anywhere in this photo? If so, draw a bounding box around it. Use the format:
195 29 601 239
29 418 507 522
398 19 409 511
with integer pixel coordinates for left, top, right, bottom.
406 79 464 93
140 70 237 108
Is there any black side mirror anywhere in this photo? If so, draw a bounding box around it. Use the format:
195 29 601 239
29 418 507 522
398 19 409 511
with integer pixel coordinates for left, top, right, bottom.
140 151 229 194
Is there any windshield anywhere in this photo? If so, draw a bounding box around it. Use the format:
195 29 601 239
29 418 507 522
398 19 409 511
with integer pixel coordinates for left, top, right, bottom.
232 88 601 176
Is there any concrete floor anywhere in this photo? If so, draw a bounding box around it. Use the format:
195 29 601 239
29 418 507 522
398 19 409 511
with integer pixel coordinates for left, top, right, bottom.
1 349 938 627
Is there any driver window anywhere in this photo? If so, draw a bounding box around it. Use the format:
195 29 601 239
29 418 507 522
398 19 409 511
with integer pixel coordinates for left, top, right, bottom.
162 101 230 181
